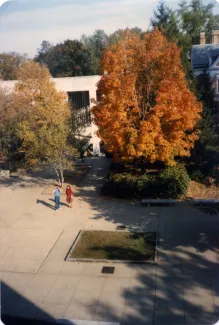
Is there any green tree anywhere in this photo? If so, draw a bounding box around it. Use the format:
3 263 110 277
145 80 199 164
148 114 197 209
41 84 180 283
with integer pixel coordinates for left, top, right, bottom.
177 0 219 75
0 86 31 167
35 41 53 67
35 39 93 77
81 30 108 74
178 0 215 44
151 0 219 77
0 52 28 80
194 73 217 146
151 0 180 42
16 61 77 186
108 27 144 45
0 88 17 160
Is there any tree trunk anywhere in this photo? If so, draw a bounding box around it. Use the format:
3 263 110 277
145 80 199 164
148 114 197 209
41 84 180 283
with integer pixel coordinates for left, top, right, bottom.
59 162 64 187
60 169 64 187
8 147 11 172
53 166 61 186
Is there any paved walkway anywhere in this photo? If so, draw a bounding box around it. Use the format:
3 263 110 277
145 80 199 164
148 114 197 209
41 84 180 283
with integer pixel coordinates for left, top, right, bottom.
0 157 219 325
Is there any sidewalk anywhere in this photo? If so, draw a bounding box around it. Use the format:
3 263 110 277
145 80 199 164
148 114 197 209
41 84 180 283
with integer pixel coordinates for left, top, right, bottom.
0 157 219 324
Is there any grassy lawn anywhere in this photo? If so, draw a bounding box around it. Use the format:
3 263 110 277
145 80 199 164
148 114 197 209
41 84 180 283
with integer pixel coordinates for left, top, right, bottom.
69 231 156 261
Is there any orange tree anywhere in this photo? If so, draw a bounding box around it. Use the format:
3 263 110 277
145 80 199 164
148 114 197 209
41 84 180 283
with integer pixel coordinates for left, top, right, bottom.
92 29 202 165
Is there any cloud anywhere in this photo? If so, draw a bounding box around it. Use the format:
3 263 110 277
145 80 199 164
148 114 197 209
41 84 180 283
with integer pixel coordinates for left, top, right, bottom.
1 1 144 32
1 0 211 57
0 0 118 14
0 0 159 56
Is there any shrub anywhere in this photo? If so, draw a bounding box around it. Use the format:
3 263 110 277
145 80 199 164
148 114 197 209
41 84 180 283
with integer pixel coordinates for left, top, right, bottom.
136 174 159 198
189 169 205 183
110 162 125 173
158 165 190 199
102 164 190 199
208 166 219 185
203 146 219 170
102 173 137 198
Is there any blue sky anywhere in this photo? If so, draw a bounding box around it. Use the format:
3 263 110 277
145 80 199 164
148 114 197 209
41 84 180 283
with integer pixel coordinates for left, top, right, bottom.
0 0 218 58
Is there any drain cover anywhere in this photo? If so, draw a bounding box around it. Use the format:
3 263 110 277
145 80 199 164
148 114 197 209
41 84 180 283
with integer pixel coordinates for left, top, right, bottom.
102 266 115 274
116 225 126 230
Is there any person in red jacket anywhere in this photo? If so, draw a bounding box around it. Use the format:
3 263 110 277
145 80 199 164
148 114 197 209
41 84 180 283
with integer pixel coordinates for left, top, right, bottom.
66 185 73 208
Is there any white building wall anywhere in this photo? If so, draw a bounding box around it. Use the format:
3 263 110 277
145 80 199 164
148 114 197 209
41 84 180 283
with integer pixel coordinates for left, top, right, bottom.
0 75 102 155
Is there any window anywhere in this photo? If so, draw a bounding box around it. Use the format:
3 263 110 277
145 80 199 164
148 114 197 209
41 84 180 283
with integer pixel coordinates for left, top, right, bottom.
67 91 90 110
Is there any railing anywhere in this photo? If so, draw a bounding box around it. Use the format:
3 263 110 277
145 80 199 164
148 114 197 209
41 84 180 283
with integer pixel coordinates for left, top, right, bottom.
73 107 92 128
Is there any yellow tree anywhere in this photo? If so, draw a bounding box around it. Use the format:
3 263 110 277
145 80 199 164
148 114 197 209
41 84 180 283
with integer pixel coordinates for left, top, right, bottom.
92 29 202 165
0 87 29 166
16 61 77 186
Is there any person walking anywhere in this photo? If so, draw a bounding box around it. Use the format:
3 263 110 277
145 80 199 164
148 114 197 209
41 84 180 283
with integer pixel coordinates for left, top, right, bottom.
53 186 61 211
66 185 73 208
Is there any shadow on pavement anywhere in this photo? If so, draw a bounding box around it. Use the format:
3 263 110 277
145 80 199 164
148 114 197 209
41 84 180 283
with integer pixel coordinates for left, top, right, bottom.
74 156 219 324
1 282 82 325
36 199 69 210
1 281 55 324
36 199 55 210
49 198 69 208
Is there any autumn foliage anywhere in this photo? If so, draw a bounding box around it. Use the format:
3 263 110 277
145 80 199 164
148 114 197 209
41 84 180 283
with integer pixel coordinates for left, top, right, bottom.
92 29 202 165
16 61 76 185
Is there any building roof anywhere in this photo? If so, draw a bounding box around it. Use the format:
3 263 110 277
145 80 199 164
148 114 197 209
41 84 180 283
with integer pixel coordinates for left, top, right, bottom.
191 44 219 69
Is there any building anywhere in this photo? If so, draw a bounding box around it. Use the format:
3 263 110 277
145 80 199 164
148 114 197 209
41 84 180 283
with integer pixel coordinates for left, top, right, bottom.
191 29 219 98
191 29 219 129
0 75 102 156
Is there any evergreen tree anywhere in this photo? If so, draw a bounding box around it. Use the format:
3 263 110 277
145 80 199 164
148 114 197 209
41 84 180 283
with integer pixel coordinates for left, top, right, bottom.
194 74 216 146
151 0 180 42
81 30 108 75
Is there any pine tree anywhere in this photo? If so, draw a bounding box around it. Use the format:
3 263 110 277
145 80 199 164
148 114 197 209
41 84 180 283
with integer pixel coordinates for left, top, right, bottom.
151 0 179 42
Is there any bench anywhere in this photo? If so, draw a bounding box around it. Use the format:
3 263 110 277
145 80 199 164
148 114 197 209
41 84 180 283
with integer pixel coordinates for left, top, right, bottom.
141 199 177 207
192 199 219 205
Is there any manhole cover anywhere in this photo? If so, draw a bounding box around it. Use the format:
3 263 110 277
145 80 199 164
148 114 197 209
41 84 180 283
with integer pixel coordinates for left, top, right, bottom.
116 225 126 230
102 266 115 274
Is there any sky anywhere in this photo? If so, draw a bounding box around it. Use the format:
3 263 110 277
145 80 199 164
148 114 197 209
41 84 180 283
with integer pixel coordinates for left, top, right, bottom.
0 0 218 58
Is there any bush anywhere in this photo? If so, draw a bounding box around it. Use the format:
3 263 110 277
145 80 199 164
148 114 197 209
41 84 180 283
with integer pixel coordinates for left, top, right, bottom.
102 164 190 199
110 162 124 172
102 173 137 198
136 174 159 198
158 165 190 199
208 166 219 185
203 146 219 170
189 169 205 183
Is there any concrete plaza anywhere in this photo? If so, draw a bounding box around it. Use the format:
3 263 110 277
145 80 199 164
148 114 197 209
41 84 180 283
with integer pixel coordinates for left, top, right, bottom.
0 157 219 325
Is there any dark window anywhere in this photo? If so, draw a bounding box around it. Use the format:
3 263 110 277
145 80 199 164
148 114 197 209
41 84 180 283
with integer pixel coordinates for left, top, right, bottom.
67 91 90 110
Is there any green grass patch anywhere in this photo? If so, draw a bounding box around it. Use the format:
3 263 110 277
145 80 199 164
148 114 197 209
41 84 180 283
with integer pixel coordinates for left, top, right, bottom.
69 231 156 261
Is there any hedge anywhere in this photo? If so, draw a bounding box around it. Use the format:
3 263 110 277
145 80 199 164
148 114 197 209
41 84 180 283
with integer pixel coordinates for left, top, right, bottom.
102 165 190 199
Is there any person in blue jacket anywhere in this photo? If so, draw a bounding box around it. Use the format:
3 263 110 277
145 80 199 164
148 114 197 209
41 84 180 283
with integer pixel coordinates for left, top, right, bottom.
53 186 61 210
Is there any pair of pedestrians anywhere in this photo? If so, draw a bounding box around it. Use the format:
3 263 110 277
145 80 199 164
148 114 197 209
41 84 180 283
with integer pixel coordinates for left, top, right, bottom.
53 185 73 211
